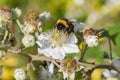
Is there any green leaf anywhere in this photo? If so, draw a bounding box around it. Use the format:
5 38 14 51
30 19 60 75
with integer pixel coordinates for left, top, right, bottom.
22 44 38 55
115 34 120 48
108 24 120 35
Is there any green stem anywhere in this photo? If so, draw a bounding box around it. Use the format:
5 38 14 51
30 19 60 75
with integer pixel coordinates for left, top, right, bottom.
107 35 112 60
16 19 23 32
1 30 9 43
79 43 87 62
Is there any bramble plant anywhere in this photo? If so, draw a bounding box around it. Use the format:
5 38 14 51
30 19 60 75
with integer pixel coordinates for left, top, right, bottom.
0 6 120 80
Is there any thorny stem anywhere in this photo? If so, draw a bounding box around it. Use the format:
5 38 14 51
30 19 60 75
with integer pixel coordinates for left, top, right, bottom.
79 43 87 62
29 54 60 68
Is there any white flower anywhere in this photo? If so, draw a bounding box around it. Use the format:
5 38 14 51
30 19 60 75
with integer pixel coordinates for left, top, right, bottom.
39 12 51 21
14 68 26 80
74 23 85 32
12 7 21 18
22 34 35 48
84 35 98 47
59 58 82 80
36 29 79 60
103 69 118 80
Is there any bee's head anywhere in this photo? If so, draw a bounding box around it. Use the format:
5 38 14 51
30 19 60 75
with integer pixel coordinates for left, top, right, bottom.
55 18 74 34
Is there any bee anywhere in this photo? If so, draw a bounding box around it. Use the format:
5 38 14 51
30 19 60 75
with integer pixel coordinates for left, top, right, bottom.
55 18 74 34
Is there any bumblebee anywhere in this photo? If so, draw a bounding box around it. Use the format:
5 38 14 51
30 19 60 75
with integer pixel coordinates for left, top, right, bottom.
55 18 74 34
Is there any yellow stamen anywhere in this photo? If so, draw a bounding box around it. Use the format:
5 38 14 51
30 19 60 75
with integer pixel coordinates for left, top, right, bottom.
53 33 61 41
66 62 71 68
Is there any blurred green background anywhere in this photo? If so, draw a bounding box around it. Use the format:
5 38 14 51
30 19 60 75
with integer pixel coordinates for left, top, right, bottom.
1 0 120 28
0 0 120 80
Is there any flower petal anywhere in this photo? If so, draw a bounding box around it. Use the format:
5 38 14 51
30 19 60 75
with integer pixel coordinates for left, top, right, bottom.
36 32 51 48
67 33 78 44
103 69 111 78
38 48 51 57
62 44 80 54
69 72 75 80
50 47 65 60
63 71 68 79
48 63 54 74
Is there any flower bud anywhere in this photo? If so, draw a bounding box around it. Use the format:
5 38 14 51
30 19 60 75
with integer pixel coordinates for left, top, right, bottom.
0 6 12 28
83 28 98 47
39 12 51 22
23 9 41 33
14 68 26 80
22 34 35 48
12 7 21 18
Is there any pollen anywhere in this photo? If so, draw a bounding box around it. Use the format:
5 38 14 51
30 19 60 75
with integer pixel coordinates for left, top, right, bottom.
66 62 71 68
52 33 61 41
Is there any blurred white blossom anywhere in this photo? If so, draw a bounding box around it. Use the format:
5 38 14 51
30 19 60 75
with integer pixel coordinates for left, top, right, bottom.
36 29 79 60
74 0 85 5
14 68 26 80
103 69 118 80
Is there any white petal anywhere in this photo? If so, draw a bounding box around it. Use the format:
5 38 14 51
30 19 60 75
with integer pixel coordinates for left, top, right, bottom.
67 33 78 44
48 63 54 74
38 32 49 40
110 70 118 77
62 44 80 54
103 69 111 78
69 72 75 80
63 71 68 79
50 47 65 60
37 32 51 48
38 48 51 57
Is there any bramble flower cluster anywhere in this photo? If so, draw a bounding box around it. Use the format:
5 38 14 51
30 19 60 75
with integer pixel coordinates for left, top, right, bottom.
0 6 120 80
0 7 12 28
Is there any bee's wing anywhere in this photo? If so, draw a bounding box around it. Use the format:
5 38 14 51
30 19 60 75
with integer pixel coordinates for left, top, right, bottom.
69 18 77 24
74 23 85 32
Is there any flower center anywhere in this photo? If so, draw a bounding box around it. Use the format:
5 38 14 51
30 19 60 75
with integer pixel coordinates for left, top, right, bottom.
29 14 36 19
53 33 61 41
66 62 72 68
